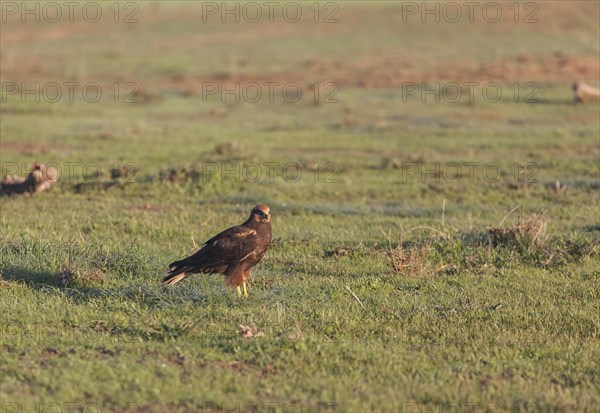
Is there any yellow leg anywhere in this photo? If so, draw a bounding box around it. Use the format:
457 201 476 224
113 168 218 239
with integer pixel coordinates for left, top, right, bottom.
242 282 248 297
236 286 242 297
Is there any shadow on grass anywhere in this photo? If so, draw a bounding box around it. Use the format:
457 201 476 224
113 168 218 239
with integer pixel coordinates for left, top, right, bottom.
2 266 63 288
2 265 222 307
1 267 238 344
1 266 131 300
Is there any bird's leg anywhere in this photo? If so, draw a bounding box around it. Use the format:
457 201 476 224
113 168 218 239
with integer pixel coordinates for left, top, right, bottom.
236 286 242 297
242 282 248 297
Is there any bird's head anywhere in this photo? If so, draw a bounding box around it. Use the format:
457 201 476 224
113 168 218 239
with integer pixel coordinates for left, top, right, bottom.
250 204 271 223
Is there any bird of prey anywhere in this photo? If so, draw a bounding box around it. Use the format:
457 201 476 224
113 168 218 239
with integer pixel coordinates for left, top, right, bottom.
162 204 272 297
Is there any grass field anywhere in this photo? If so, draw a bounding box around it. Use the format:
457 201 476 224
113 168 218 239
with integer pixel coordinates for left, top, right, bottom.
1 2 599 412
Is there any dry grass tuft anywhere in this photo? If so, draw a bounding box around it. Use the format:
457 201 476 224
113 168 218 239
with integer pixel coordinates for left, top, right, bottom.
387 236 430 277
487 211 547 250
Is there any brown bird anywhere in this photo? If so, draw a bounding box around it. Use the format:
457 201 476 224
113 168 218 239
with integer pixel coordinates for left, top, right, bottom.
162 204 272 296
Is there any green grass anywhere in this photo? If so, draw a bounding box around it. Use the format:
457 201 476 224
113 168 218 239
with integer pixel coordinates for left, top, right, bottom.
1 2 599 412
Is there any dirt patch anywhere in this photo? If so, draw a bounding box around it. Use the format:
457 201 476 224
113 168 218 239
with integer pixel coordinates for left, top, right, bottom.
41 347 66 357
92 53 598 95
158 54 600 92
158 165 201 184
3 4 598 93
217 360 245 372
326 54 600 89
168 353 186 368
110 164 139 180
97 347 116 359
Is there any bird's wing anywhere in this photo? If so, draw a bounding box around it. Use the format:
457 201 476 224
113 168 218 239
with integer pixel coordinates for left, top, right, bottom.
183 226 259 268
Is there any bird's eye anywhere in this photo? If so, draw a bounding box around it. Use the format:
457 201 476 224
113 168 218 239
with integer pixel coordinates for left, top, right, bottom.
253 209 270 218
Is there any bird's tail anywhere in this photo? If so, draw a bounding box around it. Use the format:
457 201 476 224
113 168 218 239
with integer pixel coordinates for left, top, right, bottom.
162 259 191 286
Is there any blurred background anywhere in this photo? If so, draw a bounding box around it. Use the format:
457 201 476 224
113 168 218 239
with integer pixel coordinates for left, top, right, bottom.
2 1 598 173
1 2 599 410
1 1 599 223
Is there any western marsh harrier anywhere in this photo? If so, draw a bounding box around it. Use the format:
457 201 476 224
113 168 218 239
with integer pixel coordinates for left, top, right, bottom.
163 204 272 296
